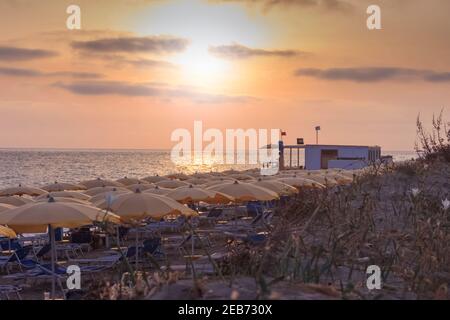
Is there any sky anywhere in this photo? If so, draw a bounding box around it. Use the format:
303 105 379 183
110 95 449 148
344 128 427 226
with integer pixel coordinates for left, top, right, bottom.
0 0 449 150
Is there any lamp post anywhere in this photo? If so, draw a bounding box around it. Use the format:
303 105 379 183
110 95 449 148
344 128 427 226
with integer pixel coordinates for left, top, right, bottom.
315 126 321 144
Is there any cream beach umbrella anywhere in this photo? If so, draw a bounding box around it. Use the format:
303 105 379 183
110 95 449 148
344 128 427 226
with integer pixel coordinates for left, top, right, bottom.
0 225 16 239
190 172 213 179
0 185 47 197
35 197 91 205
143 186 171 196
0 203 16 213
141 175 169 183
201 178 236 188
116 177 145 186
300 172 338 186
156 180 189 189
251 179 299 196
207 181 279 202
165 173 190 181
277 176 326 189
227 173 256 181
0 196 34 207
79 178 124 189
42 182 86 192
36 191 91 201
0 198 121 298
90 190 131 205
166 185 234 204
84 186 129 197
127 183 154 193
95 190 196 220
185 178 209 185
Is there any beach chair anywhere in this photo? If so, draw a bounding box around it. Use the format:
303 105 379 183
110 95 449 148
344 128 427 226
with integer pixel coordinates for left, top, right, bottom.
142 237 165 259
0 285 22 300
0 246 32 273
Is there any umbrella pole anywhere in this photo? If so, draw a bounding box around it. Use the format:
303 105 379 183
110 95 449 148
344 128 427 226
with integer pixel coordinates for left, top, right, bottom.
135 228 139 268
116 225 120 248
49 224 56 300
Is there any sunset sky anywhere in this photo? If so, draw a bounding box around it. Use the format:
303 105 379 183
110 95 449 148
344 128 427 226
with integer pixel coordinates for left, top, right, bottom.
0 0 449 150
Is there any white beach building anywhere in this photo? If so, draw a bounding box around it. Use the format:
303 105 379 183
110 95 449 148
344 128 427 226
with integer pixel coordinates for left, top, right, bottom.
304 144 381 170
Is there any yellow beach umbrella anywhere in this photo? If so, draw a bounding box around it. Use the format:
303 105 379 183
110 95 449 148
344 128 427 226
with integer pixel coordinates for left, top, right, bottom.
84 186 129 197
141 175 169 183
0 196 34 207
116 177 145 186
36 191 91 201
207 181 279 202
166 185 234 204
42 182 86 192
143 186 171 196
0 185 47 197
79 178 124 189
156 180 189 189
201 178 236 188
0 225 16 238
251 179 299 196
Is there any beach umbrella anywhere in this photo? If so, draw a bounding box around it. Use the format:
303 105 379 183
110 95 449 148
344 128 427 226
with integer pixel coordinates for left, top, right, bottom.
84 186 129 197
251 179 299 196
277 176 326 189
227 173 256 181
156 180 189 189
0 196 34 207
143 186 171 196
42 182 86 192
325 173 353 185
299 173 338 186
0 203 16 213
90 190 131 205
79 178 124 189
95 190 196 220
116 177 145 186
166 185 234 204
98 190 196 266
36 191 91 201
165 173 190 181
207 181 279 202
185 178 209 185
127 183 154 192
201 178 236 188
141 175 169 183
190 172 213 179
35 197 91 205
0 225 16 239
222 169 240 175
0 198 121 298
0 185 47 197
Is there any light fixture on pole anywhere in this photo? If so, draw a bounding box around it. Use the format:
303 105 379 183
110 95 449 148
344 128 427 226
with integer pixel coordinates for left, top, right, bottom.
315 126 321 144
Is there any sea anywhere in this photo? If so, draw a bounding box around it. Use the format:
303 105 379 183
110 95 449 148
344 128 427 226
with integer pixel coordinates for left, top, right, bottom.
0 149 418 189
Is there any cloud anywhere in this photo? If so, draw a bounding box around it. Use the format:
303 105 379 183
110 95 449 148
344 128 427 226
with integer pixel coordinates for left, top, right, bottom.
209 0 353 12
124 58 176 69
53 80 255 104
71 36 189 54
0 67 103 79
294 67 450 83
0 67 42 77
0 46 57 61
209 43 306 59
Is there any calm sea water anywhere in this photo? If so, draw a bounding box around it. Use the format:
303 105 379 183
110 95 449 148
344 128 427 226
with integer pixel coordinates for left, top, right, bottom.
0 149 417 188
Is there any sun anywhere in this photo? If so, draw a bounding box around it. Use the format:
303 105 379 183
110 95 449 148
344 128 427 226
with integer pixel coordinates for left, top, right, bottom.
170 44 229 86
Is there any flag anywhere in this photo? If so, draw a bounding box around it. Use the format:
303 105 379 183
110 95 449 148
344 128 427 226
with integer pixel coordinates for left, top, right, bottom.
281 131 287 136
315 126 321 131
